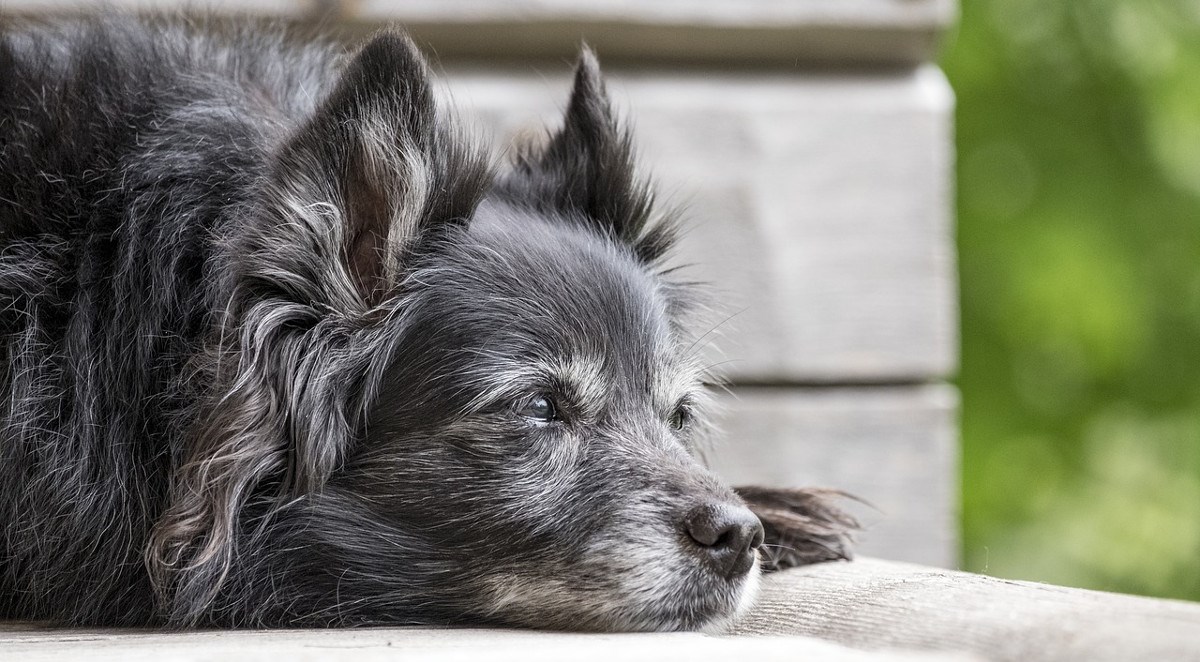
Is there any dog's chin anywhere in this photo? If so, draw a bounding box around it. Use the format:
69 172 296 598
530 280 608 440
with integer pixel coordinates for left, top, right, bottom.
609 556 762 633
480 553 762 633
697 556 762 634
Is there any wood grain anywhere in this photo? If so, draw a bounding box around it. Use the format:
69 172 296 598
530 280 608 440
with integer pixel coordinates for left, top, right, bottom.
708 386 959 567
0 619 973 662
0 0 956 65
350 0 956 65
736 558 1200 661
450 66 957 383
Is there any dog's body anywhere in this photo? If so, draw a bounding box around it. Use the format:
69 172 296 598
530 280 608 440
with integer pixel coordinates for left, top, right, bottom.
0 19 853 630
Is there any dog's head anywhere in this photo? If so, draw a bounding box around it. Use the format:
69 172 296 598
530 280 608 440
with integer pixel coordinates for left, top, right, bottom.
150 33 762 631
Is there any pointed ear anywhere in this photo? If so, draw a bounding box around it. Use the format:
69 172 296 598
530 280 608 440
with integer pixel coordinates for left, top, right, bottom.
264 31 489 308
496 47 674 263
150 36 490 624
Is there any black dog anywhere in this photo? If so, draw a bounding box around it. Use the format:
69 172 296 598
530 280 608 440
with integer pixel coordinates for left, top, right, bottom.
0 18 854 630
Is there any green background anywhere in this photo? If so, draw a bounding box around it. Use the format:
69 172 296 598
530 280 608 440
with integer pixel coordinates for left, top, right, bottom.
943 0 1200 600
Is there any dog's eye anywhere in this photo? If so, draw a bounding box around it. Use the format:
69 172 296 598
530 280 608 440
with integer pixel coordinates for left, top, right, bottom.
519 395 558 423
668 406 691 431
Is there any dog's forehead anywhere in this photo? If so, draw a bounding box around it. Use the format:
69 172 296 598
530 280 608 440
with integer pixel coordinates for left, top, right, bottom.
440 204 697 403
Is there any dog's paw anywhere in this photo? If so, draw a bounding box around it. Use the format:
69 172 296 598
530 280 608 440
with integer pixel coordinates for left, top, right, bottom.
734 486 860 572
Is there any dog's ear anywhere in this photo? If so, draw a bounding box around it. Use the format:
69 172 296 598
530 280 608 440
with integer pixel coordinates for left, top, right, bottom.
735 486 860 571
147 33 490 625
496 47 674 264
262 31 489 308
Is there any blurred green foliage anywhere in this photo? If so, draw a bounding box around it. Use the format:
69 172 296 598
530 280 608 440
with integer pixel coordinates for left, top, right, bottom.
942 0 1200 601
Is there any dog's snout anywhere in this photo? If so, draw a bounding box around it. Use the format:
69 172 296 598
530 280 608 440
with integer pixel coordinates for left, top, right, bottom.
682 503 765 579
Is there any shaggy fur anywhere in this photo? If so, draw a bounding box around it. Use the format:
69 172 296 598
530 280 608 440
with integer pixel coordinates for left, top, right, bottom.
0 18 855 630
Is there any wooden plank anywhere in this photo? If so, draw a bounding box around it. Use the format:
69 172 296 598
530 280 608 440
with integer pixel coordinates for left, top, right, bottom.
0 623 972 661
351 0 955 28
0 0 332 19
0 0 957 65
349 0 956 65
449 66 957 382
707 386 959 567
0 10 958 383
736 558 1200 661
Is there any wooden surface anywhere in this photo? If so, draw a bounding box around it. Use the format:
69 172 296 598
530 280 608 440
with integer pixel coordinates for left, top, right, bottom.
711 386 959 567
0 3 962 568
0 622 974 662
1 0 957 64
7 559 1197 661
736 558 1200 661
442 50 959 567
450 65 957 384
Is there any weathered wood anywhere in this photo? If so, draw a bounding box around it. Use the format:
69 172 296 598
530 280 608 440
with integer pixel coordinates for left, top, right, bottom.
349 0 955 65
708 386 959 567
8 559 1195 661
0 0 332 19
735 558 1200 662
0 619 974 662
450 66 957 383
0 6 958 383
0 0 962 583
0 0 957 65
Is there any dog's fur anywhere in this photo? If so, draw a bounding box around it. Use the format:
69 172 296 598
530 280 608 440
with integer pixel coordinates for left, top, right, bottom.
0 18 855 630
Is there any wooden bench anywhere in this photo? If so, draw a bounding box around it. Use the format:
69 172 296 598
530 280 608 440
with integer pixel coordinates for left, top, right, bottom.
386 0 960 568
6 560 1199 661
3 0 960 567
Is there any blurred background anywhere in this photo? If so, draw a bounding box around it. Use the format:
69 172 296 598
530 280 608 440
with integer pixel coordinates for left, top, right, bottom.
945 0 1200 601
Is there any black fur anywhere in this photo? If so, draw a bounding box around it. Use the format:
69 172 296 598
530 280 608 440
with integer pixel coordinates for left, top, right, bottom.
0 18 854 630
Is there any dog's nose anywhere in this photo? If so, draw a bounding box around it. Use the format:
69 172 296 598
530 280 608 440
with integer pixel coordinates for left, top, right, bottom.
683 503 765 579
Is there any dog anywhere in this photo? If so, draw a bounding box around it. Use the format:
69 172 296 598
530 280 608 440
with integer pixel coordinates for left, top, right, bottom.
0 17 856 630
